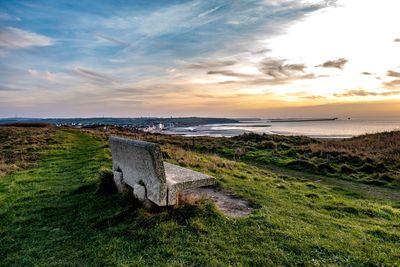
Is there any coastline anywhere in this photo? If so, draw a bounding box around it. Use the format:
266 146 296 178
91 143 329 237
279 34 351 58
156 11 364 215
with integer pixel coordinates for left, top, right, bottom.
163 118 400 139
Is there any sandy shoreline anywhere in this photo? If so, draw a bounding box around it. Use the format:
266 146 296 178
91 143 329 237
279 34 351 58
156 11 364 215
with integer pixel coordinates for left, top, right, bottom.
163 119 400 139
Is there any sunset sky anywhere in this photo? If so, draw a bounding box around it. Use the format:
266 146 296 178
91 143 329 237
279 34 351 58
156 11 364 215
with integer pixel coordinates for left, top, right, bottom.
1 0 400 118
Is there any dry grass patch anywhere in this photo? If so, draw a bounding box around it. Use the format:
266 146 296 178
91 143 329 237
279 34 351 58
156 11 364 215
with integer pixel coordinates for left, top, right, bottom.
0 126 56 176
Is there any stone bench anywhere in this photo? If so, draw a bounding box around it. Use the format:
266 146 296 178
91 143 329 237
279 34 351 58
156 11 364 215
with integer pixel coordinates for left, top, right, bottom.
109 136 215 206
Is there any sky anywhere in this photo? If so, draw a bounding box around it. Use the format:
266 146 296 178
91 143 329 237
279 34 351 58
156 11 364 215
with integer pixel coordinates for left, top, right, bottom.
1 0 400 118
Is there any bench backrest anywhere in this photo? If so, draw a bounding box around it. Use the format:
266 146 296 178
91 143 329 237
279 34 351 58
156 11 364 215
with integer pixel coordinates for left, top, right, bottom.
109 136 168 206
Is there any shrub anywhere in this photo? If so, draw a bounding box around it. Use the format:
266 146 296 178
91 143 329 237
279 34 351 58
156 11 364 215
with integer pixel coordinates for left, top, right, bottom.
234 147 247 159
285 160 316 172
340 165 355 174
260 140 277 149
305 193 319 199
364 180 387 186
317 163 336 173
358 163 376 174
376 162 387 171
284 149 298 157
379 174 394 182
278 143 290 150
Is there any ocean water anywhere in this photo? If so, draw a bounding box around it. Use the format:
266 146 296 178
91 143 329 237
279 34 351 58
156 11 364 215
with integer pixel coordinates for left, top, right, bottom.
164 118 400 138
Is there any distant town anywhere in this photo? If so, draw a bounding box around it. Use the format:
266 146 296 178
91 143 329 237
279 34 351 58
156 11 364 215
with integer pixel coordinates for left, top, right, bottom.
0 117 239 133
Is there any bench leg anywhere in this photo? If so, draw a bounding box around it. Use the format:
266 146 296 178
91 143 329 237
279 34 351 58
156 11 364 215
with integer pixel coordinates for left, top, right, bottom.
133 184 146 201
113 171 129 193
133 183 154 209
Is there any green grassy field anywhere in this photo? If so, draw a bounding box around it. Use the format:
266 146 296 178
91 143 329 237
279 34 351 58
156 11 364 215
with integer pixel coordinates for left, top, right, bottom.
1 128 399 266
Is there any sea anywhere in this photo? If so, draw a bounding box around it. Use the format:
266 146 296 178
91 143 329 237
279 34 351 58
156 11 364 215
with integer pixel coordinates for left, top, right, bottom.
163 118 400 139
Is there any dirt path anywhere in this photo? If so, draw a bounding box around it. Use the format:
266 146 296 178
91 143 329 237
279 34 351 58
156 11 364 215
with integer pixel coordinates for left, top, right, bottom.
181 187 253 217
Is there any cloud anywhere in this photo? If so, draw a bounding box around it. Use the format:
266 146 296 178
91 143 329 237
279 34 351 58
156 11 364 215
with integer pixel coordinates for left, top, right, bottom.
197 6 222 18
95 34 128 46
0 12 21 21
0 85 22 91
28 69 56 82
361 71 372 75
251 48 271 54
334 89 400 97
382 79 400 89
104 2 221 37
205 57 316 87
72 67 115 84
218 73 317 86
286 91 326 100
301 95 326 100
317 58 348 69
258 58 306 78
207 70 254 78
387 70 400 78
186 60 237 69
0 27 54 49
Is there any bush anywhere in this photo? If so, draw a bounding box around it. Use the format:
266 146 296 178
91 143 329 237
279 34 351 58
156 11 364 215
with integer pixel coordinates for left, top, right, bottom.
235 132 263 142
285 160 316 172
340 165 355 174
317 163 336 173
358 163 376 174
260 140 277 149
96 168 117 195
376 162 387 171
278 143 290 150
379 174 394 182
364 180 386 186
284 149 298 157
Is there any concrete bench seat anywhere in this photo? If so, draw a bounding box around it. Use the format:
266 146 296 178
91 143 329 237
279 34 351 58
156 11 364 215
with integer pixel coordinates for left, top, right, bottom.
164 162 215 205
109 136 215 206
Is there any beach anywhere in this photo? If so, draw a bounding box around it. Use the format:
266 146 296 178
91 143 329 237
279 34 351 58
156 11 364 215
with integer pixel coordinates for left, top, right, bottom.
164 118 400 138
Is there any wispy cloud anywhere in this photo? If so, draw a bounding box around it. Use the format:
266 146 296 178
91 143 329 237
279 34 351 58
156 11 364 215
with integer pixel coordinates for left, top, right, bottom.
197 6 222 18
0 27 54 49
259 58 306 78
95 34 128 46
0 85 23 91
186 60 237 69
218 73 317 86
286 91 326 100
301 95 326 100
28 69 56 82
251 48 271 54
207 70 254 78
387 70 400 78
383 79 400 89
72 67 115 84
335 89 400 97
317 58 347 69
361 71 372 75
0 12 20 21
103 1 220 38
203 56 315 87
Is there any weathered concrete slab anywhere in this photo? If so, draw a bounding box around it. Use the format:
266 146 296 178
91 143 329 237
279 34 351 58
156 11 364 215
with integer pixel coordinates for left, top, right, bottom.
113 170 130 193
164 162 215 205
109 136 215 206
109 136 168 206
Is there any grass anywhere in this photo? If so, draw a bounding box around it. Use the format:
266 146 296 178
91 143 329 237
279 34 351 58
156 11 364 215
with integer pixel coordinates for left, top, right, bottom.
0 128 400 266
92 128 400 188
0 126 56 176
157 131 400 188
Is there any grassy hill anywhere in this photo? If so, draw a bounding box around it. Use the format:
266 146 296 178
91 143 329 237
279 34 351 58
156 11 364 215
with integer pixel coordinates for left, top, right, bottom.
193 132 400 188
0 127 399 266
